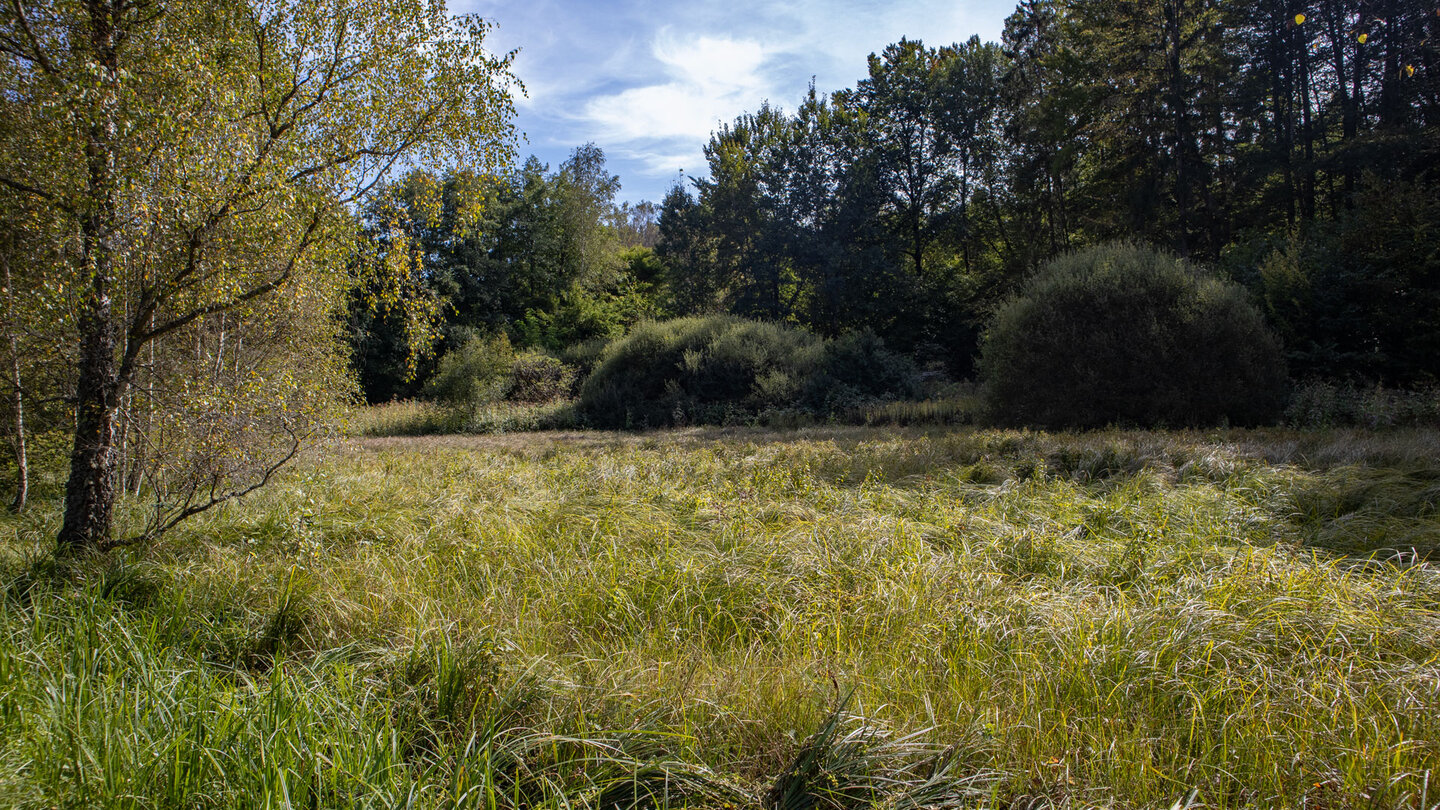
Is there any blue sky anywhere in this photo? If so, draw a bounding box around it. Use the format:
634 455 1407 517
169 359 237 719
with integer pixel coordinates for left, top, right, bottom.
457 0 1018 205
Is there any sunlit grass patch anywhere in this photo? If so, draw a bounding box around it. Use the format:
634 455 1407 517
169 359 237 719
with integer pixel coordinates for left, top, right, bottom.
349 400 580 437
2 425 1438 808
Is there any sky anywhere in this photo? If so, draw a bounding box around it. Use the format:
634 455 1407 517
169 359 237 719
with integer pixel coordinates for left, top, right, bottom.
457 0 1018 205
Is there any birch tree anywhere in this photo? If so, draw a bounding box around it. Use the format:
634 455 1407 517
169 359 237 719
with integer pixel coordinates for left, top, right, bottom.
0 0 517 553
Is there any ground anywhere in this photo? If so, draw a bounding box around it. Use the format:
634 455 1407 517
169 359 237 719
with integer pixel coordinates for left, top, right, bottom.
1 425 1438 808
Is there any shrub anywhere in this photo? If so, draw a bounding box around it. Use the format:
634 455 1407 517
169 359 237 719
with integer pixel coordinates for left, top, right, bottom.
425 334 578 407
578 316 919 428
424 333 515 406
559 337 612 381
578 316 813 428
980 242 1287 429
1286 379 1440 428
507 352 577 403
804 330 922 412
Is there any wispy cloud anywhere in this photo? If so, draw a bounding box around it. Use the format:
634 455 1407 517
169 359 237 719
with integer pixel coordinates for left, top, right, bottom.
583 32 776 152
456 0 1015 201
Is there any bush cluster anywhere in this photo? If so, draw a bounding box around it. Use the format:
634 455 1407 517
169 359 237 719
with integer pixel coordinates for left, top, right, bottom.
981 243 1288 429
577 316 919 428
1286 379 1440 428
425 244 1304 432
425 333 578 407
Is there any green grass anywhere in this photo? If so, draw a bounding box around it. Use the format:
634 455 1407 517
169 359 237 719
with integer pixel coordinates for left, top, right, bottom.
848 394 982 426
350 400 581 436
2 425 1438 808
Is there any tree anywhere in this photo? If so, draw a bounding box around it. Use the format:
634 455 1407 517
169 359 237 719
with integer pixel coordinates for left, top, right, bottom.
855 39 955 283
656 183 720 315
0 0 516 553
933 36 1007 275
699 103 794 320
1000 0 1084 266
611 201 661 248
0 196 73 513
555 143 623 291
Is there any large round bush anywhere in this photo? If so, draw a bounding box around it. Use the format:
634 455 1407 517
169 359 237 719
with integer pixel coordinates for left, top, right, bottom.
578 316 918 428
980 243 1287 428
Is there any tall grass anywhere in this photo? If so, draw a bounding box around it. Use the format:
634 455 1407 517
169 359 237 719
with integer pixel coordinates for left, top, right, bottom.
2 426 1438 807
350 400 580 437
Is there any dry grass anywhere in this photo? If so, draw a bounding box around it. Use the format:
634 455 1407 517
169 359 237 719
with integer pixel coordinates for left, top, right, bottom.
2 424 1438 808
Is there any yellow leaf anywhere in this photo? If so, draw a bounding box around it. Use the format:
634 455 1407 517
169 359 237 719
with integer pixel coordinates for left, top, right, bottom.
1294 13 1306 24
1357 33 1368 43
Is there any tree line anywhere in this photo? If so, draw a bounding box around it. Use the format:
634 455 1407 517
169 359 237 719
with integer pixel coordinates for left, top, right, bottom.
353 0 1438 407
656 0 1439 384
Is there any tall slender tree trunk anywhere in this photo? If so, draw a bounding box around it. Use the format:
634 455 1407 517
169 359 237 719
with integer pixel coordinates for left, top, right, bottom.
58 0 125 554
58 309 122 553
1299 33 1317 222
1325 10 1360 203
959 167 972 274
1 254 26 513
1376 0 1405 129
1270 10 1297 227
910 196 925 280
8 360 25 514
1164 0 1192 255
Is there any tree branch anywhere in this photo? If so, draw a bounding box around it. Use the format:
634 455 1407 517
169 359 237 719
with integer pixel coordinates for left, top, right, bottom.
128 210 325 353
104 422 304 550
8 0 58 75
0 175 67 212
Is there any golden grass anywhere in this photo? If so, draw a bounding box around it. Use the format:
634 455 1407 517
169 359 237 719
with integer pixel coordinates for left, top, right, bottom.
2 424 1438 808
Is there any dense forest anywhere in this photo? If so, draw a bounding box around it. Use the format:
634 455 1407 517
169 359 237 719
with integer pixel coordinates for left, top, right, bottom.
352 0 1439 407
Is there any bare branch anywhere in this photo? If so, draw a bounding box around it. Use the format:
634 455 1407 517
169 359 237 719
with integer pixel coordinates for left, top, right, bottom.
8 0 58 75
0 174 67 212
104 422 304 550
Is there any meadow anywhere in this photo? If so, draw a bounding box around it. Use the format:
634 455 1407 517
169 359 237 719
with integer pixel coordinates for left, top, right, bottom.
1 424 1437 808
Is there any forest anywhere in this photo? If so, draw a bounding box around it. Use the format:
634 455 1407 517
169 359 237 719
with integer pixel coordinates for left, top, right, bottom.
0 0 1438 808
351 0 1438 417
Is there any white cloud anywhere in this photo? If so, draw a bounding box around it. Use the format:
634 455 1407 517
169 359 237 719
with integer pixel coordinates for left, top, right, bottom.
454 0 1015 199
616 145 708 180
575 1 1011 183
654 33 767 92
581 32 777 147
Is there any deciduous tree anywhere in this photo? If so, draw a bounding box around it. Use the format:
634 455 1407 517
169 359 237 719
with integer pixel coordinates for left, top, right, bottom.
0 0 516 553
